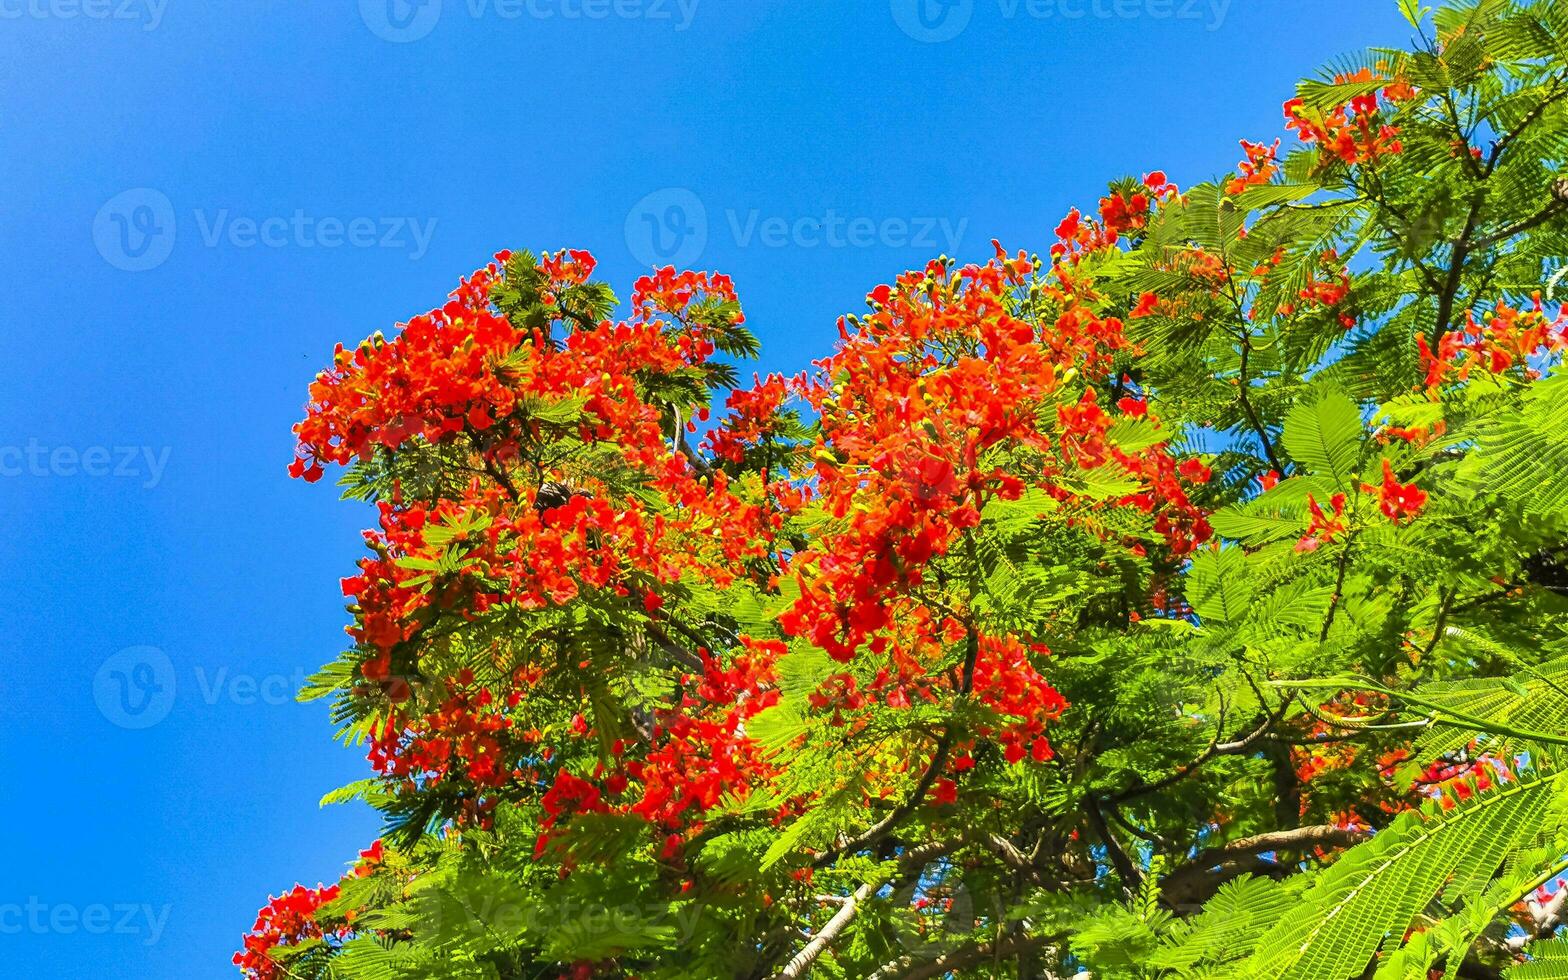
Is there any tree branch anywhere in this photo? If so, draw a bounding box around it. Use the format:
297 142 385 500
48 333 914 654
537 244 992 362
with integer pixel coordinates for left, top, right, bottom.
1107 692 1287 804
777 881 874 980
1161 824 1372 909
1474 199 1568 249
776 839 955 979
867 929 1066 980
1083 795 1141 892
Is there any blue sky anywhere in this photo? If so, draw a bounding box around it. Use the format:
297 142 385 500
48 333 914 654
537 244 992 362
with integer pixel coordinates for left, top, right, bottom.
0 1 1409 976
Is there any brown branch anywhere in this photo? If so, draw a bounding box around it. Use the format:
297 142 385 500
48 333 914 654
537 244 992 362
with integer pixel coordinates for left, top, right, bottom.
1486 78 1568 176
777 881 873 979
1432 193 1484 342
1105 802 1180 850
1083 795 1141 892
812 729 953 870
1419 586 1457 662
1319 532 1359 642
1237 340 1285 473
1107 693 1287 804
867 929 1066 980
1162 824 1372 908
1188 824 1372 859
1212 235 1284 474
776 839 954 979
1474 199 1568 249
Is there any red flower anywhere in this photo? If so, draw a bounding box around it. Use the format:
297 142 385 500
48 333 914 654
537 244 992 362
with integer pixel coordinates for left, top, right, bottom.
1417 296 1567 389
1178 458 1212 484
1297 492 1348 552
1225 138 1281 195
233 883 346 980
931 778 958 806
1370 459 1426 523
1284 73 1404 170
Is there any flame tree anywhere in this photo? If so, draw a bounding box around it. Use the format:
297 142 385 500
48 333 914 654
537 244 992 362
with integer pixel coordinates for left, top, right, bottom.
240 2 1568 977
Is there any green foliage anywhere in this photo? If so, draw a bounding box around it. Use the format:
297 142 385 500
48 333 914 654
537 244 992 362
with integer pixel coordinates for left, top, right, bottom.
259 2 1568 977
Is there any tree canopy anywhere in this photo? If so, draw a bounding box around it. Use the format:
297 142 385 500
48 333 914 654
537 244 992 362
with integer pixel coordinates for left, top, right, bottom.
239 2 1568 976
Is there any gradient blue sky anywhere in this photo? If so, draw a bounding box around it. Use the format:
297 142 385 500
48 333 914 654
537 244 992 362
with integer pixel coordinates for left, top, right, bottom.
1 1 1411 975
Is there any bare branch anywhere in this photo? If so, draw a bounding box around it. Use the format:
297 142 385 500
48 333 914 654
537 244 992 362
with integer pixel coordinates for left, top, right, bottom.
778 881 873 979
868 929 1066 980
775 839 955 979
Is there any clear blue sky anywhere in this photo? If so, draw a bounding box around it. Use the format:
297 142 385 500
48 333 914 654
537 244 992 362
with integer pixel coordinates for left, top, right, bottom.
1 1 1409 976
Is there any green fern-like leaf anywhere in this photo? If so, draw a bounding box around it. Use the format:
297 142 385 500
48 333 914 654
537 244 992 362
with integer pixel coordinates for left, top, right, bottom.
1231 770 1568 979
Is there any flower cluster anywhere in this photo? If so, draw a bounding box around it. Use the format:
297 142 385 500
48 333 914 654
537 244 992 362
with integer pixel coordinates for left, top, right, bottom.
972 633 1067 764
290 255 525 478
233 884 345 980
1225 139 1281 195
1099 171 1180 236
1296 492 1348 552
290 250 737 482
625 638 782 840
367 668 520 791
534 637 785 860
1418 295 1568 388
704 374 794 465
1284 69 1408 170
1293 460 1426 555
1367 460 1427 523
782 244 1178 663
632 266 741 325
1053 173 1178 260
344 474 770 672
1279 249 1355 328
